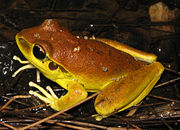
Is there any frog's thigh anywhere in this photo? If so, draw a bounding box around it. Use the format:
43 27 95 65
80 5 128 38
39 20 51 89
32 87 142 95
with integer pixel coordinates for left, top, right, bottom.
95 62 164 117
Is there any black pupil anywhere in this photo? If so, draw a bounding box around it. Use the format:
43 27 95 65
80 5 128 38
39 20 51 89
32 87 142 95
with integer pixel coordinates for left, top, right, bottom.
33 45 46 60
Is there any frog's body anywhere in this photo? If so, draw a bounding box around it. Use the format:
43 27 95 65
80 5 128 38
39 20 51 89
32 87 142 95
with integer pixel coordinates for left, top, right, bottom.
16 19 164 120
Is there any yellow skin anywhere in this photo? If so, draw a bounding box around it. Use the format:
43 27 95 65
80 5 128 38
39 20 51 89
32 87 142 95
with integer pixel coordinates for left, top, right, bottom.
15 19 164 120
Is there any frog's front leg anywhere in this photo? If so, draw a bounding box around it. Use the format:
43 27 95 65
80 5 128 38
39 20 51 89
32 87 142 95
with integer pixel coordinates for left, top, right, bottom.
29 81 88 111
94 62 164 120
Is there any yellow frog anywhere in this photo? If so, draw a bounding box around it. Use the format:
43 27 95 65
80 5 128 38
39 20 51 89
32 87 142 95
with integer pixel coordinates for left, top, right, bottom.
15 19 164 120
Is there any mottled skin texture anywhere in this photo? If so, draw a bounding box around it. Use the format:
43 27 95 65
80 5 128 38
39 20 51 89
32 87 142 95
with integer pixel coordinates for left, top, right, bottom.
16 19 164 120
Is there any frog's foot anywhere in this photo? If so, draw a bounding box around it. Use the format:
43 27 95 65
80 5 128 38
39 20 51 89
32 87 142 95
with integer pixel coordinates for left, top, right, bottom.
29 82 60 110
12 56 41 82
29 81 88 111
13 56 30 64
12 64 35 77
92 114 107 121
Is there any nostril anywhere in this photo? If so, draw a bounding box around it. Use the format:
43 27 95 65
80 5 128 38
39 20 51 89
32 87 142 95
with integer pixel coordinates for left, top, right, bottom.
18 38 25 43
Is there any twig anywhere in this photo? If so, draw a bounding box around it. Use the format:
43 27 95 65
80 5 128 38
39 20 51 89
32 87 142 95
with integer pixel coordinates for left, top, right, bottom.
129 102 166 110
1 95 31 107
25 116 91 130
154 77 180 88
62 120 137 129
144 101 173 130
0 95 31 111
56 122 91 130
0 121 17 130
17 91 101 130
116 116 142 130
62 120 107 129
149 94 180 103
14 104 47 112
165 67 180 75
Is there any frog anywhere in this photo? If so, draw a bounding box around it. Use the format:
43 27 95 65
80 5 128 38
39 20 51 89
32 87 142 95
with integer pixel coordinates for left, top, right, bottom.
15 19 164 120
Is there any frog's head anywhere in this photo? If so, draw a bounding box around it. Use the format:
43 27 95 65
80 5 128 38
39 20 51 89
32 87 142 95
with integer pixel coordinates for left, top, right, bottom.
16 19 74 81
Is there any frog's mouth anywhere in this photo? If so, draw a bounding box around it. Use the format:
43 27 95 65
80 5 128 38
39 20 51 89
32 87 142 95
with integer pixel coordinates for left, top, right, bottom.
16 36 32 56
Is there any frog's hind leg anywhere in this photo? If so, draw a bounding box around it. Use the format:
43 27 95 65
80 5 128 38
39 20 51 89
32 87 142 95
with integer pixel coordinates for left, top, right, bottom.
94 62 164 120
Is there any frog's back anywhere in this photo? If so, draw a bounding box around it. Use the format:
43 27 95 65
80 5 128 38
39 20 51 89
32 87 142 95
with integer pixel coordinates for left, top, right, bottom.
52 37 146 90
60 38 145 75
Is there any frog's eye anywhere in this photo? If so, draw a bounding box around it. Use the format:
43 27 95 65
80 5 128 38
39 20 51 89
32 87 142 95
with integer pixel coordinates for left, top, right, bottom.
33 44 46 60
